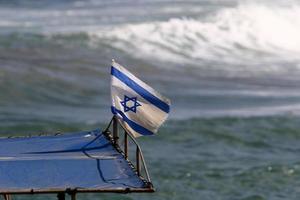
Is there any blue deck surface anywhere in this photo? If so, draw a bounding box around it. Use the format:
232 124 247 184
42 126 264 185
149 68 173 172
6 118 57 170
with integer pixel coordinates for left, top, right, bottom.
0 129 146 192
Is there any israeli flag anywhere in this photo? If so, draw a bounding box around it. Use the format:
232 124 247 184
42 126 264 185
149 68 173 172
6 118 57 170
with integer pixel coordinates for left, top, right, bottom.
111 60 171 137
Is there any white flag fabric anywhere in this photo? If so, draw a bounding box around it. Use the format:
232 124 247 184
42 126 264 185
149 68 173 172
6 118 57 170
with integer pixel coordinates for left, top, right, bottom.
111 60 171 137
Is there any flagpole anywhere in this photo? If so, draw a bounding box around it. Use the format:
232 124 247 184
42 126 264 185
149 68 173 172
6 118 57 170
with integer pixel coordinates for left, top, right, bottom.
113 116 119 146
111 59 118 145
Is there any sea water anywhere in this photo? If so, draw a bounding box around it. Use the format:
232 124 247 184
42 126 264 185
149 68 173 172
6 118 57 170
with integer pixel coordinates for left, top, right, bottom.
1 0 300 199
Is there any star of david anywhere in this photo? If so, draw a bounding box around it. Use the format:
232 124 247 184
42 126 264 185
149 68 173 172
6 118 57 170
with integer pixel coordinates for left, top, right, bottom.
120 95 141 113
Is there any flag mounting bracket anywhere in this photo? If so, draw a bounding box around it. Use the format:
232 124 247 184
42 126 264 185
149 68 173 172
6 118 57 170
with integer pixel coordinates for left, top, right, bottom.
104 116 153 185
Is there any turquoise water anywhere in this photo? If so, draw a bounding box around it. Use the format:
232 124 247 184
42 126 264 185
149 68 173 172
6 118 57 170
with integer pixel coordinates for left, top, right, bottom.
1 0 300 199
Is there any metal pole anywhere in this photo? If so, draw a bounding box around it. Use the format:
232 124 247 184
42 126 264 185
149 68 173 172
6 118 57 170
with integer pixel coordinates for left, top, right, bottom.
3 194 11 200
71 193 76 200
124 131 128 159
136 147 141 176
57 193 65 200
113 116 119 145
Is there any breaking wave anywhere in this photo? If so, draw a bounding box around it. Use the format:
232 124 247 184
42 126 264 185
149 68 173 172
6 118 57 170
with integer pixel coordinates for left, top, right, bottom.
2 1 300 122
2 2 300 74
91 3 300 73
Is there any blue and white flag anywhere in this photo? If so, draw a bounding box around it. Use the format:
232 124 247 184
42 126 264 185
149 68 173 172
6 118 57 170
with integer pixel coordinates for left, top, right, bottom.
111 60 170 137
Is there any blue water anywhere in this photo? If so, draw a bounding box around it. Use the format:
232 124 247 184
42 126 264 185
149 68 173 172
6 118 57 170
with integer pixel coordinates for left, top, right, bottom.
1 0 300 199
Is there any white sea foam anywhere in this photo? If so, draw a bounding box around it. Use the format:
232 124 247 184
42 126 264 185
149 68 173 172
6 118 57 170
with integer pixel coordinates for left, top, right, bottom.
92 2 300 72
2 1 300 74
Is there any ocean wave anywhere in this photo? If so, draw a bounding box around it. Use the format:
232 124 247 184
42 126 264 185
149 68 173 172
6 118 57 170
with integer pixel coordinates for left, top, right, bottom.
2 1 300 121
90 2 300 72
2 2 300 74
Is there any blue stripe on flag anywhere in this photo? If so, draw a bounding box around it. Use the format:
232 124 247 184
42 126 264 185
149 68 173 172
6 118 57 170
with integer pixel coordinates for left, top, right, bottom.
111 106 154 136
111 66 170 113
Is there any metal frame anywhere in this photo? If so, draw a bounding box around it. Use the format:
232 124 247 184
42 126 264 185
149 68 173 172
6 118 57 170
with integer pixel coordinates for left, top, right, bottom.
104 116 152 184
1 117 154 200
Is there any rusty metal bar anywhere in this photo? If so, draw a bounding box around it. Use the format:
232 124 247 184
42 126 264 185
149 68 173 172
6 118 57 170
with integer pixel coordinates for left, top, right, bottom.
106 117 152 183
0 187 154 195
136 145 151 183
116 121 152 183
124 131 128 159
113 116 119 145
3 194 11 200
136 147 141 176
57 193 65 200
70 193 76 200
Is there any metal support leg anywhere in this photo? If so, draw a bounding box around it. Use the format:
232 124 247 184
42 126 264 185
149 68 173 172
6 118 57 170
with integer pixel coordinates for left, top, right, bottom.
124 131 128 159
57 193 65 200
113 116 119 145
136 147 141 176
3 194 11 200
71 193 76 200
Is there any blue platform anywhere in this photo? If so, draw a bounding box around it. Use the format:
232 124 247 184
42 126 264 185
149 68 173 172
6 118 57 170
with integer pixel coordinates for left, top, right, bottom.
0 129 150 194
